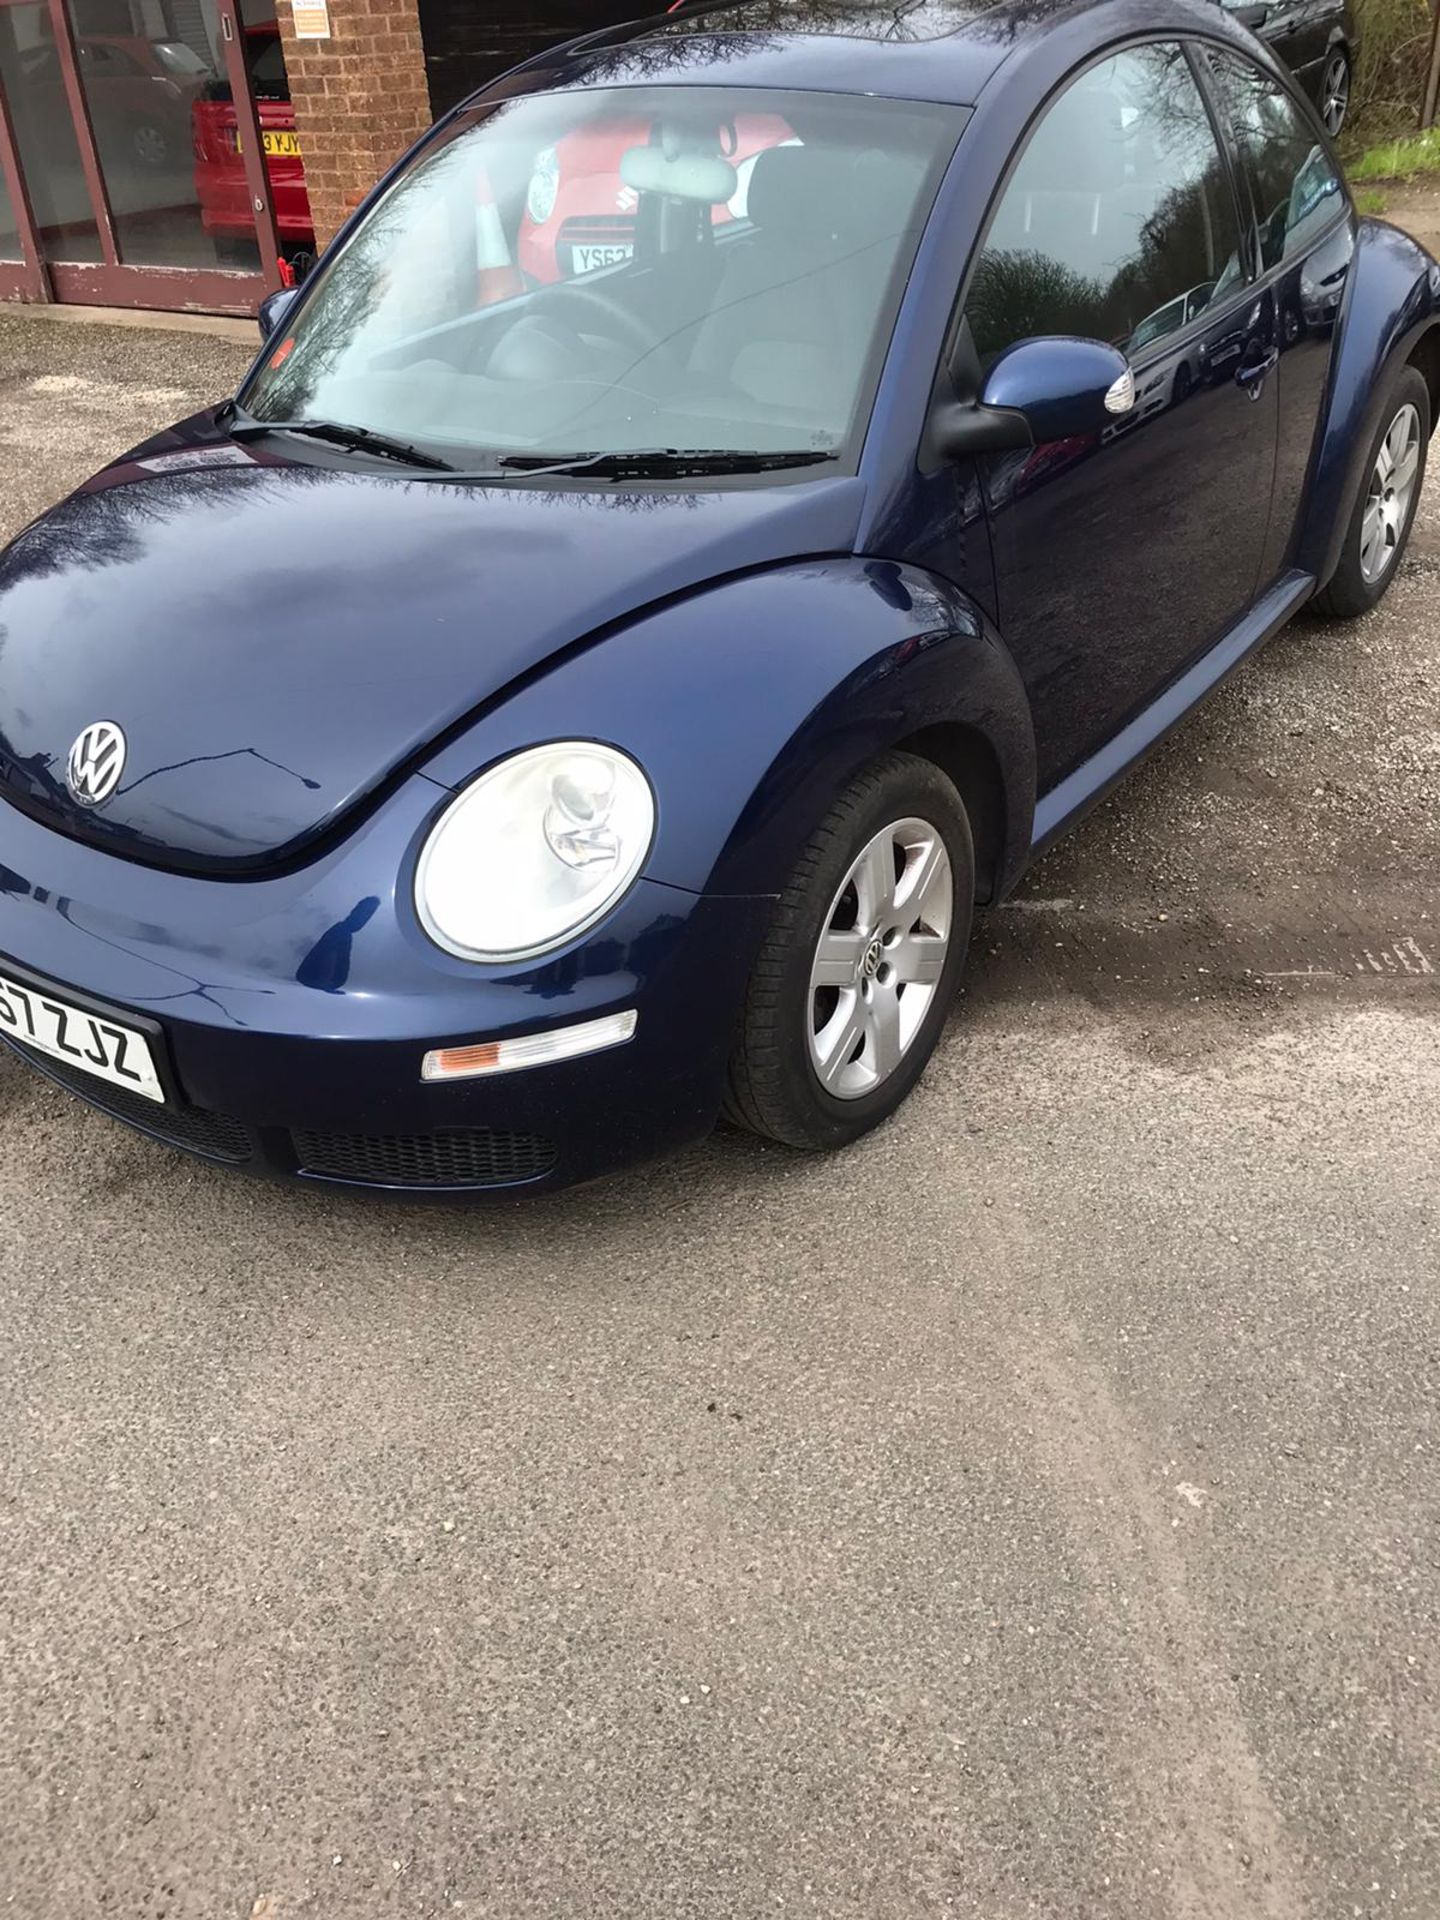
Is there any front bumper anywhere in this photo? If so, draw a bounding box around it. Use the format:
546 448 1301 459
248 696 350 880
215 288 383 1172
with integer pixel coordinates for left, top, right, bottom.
0 778 771 1197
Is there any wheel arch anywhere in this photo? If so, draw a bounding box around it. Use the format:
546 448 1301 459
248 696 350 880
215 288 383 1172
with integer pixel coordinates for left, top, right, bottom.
1301 219 1440 593
891 721 1010 905
1405 320 1440 422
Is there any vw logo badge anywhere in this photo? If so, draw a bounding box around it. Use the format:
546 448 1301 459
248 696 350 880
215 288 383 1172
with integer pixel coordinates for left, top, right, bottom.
67 720 127 808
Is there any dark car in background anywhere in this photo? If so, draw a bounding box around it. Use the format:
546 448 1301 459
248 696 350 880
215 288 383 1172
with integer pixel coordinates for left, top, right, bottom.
1221 0 1356 132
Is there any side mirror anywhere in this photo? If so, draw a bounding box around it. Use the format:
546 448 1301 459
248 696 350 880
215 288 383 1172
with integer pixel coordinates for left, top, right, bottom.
257 285 299 342
931 336 1136 458
1232 3 1269 27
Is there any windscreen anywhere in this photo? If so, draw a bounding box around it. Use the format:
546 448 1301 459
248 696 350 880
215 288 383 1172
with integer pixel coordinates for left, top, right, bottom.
242 86 962 473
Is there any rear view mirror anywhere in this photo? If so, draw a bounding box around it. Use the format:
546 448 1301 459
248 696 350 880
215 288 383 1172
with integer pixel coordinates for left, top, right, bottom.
619 144 737 204
931 336 1135 458
257 286 299 341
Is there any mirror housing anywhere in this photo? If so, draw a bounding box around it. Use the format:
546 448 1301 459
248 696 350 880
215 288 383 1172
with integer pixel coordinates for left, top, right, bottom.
257 285 300 342
931 336 1136 459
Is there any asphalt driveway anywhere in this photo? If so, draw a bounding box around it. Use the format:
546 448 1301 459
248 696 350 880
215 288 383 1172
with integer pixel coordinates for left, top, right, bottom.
0 307 1437 1920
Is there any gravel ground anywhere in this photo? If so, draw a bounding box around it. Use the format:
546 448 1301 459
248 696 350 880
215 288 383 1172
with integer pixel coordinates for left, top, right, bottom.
0 308 1437 1920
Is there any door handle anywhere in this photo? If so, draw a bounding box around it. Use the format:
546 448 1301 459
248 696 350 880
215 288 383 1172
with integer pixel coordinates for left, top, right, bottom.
1235 347 1279 396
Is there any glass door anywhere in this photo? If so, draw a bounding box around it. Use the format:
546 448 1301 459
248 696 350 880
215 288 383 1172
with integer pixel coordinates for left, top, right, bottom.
0 0 283 312
0 69 44 299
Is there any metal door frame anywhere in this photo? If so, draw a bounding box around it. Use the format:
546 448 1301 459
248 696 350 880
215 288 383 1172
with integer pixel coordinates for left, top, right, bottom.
0 0 283 313
0 0 43 300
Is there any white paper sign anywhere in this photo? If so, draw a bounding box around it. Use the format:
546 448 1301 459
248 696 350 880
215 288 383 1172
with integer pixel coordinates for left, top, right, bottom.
292 0 331 38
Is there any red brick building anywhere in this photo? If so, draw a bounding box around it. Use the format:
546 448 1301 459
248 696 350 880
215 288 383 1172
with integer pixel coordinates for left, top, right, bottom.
0 0 632 313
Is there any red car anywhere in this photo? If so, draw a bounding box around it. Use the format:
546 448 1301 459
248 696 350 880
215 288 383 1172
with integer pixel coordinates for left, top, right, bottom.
192 27 313 263
517 112 794 285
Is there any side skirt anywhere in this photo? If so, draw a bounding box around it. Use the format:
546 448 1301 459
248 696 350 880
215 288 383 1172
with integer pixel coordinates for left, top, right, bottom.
1027 567 1315 859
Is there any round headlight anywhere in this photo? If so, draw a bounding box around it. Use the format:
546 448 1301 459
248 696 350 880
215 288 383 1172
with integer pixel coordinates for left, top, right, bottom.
415 742 654 963
526 146 559 226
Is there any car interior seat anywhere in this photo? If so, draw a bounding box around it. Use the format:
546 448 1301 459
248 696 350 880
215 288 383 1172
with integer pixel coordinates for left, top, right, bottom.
683 142 922 419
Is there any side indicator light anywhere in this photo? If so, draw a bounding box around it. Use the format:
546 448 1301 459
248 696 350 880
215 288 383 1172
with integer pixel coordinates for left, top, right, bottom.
421 1008 638 1082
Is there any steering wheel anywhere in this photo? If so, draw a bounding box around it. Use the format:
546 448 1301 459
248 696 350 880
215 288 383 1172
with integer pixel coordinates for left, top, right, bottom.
547 278 666 361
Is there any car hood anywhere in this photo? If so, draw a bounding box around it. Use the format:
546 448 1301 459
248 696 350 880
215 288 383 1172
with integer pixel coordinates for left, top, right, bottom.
0 449 864 873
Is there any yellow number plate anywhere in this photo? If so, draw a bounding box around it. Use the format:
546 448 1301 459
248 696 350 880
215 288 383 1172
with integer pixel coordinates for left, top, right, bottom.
236 129 303 157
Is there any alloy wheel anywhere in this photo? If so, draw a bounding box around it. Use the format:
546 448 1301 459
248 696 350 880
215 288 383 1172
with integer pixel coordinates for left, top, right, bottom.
1321 53 1350 135
1360 402 1421 586
133 123 168 168
806 816 953 1100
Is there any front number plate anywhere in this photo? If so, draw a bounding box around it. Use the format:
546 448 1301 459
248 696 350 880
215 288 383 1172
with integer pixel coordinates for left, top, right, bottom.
570 243 633 276
0 968 164 1103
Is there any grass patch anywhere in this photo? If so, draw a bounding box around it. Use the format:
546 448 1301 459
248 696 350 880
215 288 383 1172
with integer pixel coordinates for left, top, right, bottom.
1349 126 1440 182
1352 185 1391 215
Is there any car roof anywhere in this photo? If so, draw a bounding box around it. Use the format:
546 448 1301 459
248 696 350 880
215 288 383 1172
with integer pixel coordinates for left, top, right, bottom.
658 0 1033 45
468 0 1265 115
501 0 1190 110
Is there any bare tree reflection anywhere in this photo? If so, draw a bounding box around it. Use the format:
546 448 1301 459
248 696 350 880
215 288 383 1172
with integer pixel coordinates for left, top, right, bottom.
969 45 1247 361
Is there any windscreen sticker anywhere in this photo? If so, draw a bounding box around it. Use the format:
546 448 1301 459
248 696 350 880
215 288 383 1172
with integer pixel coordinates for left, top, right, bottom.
133 445 258 473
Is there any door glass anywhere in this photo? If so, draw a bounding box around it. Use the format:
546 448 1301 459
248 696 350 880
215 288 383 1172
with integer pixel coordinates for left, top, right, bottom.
1205 51 1345 269
0 159 19 259
63 0 262 270
0 3 101 261
968 45 1245 366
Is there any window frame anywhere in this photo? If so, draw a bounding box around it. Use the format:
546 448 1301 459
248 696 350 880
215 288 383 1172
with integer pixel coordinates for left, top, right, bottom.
1194 40 1352 288
948 34 1262 389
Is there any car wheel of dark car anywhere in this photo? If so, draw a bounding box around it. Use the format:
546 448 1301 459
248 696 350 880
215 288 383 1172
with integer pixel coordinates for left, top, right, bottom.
1319 46 1350 136
1316 366 1430 619
725 751 974 1150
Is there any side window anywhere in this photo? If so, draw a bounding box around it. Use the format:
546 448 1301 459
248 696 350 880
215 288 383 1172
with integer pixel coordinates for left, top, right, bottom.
1206 50 1344 271
968 44 1245 367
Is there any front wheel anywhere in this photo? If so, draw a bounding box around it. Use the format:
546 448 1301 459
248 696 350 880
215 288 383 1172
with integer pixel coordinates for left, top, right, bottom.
724 751 974 1151
1314 366 1429 620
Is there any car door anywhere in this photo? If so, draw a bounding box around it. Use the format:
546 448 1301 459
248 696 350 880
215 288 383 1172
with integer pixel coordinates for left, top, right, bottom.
1202 46 1354 585
958 42 1278 792
1261 0 1333 88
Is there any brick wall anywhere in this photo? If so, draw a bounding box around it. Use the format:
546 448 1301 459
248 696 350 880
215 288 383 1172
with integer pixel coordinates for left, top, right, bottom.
277 0 434 249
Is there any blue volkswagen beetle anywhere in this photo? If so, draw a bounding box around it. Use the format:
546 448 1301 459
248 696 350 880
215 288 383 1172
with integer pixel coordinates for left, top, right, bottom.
0 0 1435 1195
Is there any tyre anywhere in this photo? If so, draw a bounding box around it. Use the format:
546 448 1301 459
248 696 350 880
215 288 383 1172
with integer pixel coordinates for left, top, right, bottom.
1319 46 1351 137
724 750 974 1151
1314 365 1429 620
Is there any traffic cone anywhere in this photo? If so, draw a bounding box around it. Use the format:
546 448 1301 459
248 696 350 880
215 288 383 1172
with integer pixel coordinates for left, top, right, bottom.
475 166 522 305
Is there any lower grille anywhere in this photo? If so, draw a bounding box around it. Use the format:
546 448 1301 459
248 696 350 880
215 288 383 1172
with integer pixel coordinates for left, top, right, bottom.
293 1124 557 1189
4 1038 253 1165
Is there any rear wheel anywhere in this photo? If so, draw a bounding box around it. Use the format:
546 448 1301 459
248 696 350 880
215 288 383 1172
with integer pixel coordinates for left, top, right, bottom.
724 751 974 1151
1315 366 1428 620
1319 46 1351 137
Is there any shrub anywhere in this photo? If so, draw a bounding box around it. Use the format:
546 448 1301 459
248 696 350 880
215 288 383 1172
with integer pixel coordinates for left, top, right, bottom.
1348 0 1435 144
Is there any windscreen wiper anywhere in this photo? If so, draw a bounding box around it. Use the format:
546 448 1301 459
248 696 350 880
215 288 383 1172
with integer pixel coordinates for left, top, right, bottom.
493 448 840 480
227 410 456 472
